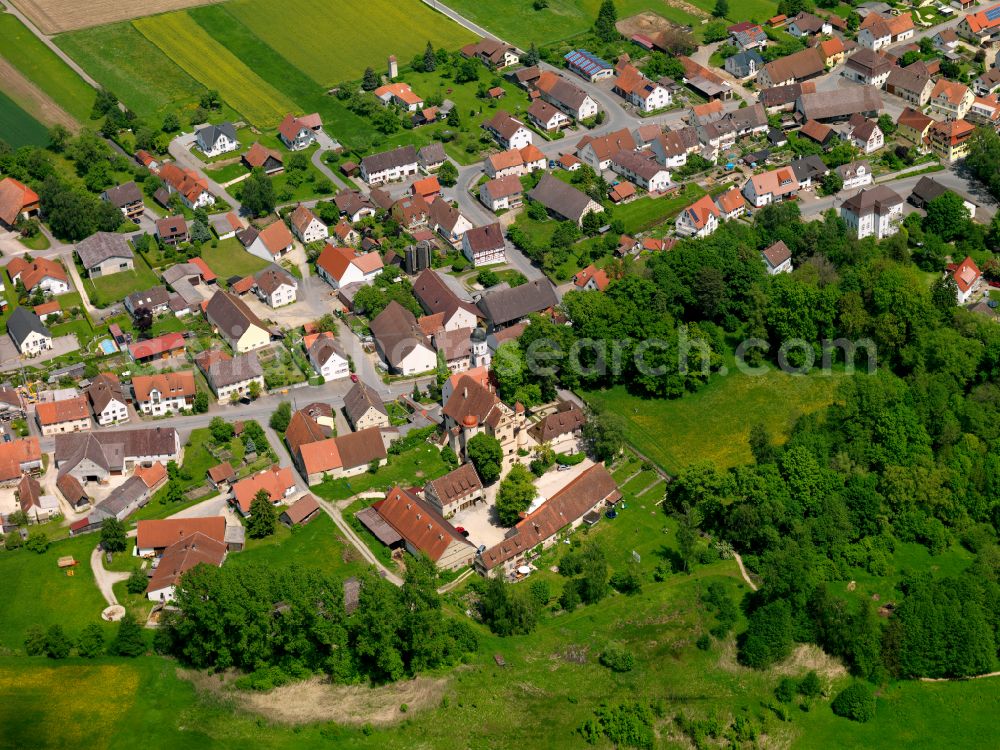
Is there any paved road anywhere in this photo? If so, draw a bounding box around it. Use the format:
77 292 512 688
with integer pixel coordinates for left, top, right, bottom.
168 134 244 211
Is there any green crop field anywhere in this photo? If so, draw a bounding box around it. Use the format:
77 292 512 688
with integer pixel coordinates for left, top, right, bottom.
225 0 475 86
584 354 848 475
0 13 95 123
133 12 298 127
0 90 48 148
55 22 207 119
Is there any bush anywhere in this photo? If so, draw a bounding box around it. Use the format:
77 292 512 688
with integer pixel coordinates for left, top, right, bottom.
799 670 822 698
44 624 71 659
831 682 876 723
599 644 635 672
127 568 148 595
5 531 23 550
775 677 797 703
25 530 49 554
77 623 105 658
696 634 711 651
24 625 47 655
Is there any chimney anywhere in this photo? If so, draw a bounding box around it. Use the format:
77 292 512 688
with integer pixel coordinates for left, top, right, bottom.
463 386 468 398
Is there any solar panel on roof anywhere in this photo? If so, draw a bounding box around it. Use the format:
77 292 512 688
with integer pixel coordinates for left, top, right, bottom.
987 6 1000 20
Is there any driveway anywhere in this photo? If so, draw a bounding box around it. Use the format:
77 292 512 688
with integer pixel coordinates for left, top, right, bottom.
90 545 130 607
0 334 79 369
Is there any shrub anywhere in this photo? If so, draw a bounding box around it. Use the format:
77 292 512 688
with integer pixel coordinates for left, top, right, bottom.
25 530 49 554
127 568 149 595
775 677 797 703
831 682 876 723
799 670 822 698
599 644 635 672
24 625 46 655
695 634 711 651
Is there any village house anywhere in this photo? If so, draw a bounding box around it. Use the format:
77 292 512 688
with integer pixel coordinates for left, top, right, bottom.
370 300 437 375
343 380 390 431
334 190 377 223
534 71 600 121
715 187 747 221
7 307 52 356
480 174 524 212
462 223 506 267
968 94 1000 126
896 107 934 150
316 244 383 289
360 145 419 185
413 269 481 332
0 177 39 229
331 219 361 247
840 185 904 239
576 128 637 171
762 240 793 275
528 174 603 226
36 396 91 436
885 63 934 107
725 50 764 79
155 215 188 246
817 37 846 68
742 167 800 208
145 532 227 602
196 350 264 402
157 163 214 209
650 127 699 169
462 38 520 69
195 122 238 157
54 427 180 485
205 291 272 353
428 199 473 248
86 373 128 426
858 11 914 50
301 331 347 382
423 462 484 517
758 81 816 113
231 466 296 516
573 264 610 292
485 144 546 179
952 256 983 304
289 204 328 244
368 486 474 571
132 371 196 415
101 181 144 220
16 474 59 523
837 161 874 190
843 49 893 88
483 111 533 150
928 118 976 162
418 143 447 172
612 61 672 111
251 265 297 308
757 47 825 88
675 193 720 238
0 386 26 422
476 464 620 577
526 99 570 132
841 115 884 153
6 256 69 294
609 150 671 192
374 82 424 111
928 79 975 120
247 220 294 263
277 113 321 150
958 3 1000 45
295 426 388 485
243 142 284 174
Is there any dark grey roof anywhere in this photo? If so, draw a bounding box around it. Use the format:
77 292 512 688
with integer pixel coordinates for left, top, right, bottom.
369 300 429 368
7 306 50 346
797 86 883 121
254 264 296 296
344 381 388 425
418 143 446 164
102 181 142 208
90 475 150 522
477 278 559 327
841 185 903 214
126 286 170 311
790 155 827 182
196 122 237 150
910 176 949 205
55 428 178 476
360 145 418 176
76 232 134 269
528 173 599 223
203 352 263 388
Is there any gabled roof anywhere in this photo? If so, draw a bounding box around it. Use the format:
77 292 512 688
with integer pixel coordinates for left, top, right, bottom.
374 486 472 562
146 532 227 593
931 78 971 105
464 222 504 254
316 244 383 282
128 332 186 360
344 380 388 424
36 396 89 426
484 110 528 140
369 300 430 368
478 278 558 327
800 119 833 143
760 46 825 84
897 106 933 132
232 466 295 513
360 145 418 175
7 306 50 346
289 204 320 236
528 173 598 223
797 86 883 120
243 142 283 169
282 494 321 524
953 256 982 293
102 181 142 208
137 517 226 551
374 82 423 106
198 351 262 388
0 437 40 482
715 186 746 214
278 113 318 141
253 220 294 256
529 402 586 442
205 291 268 343
426 462 483 506
196 121 237 148
762 240 792 268
535 71 592 111
574 264 610 291
54 428 178 475
87 372 125 414
132 371 196 402
6 256 67 290
0 177 39 225
254 264 296 296
412 268 480 322
680 194 720 230
577 128 637 161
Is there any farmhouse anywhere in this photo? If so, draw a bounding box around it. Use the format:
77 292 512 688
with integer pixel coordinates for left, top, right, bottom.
413 269 480 331
843 49 892 88
371 486 474 571
7 307 52 356
360 145 419 185
418 143 447 172
478 279 558 330
146 533 227 602
195 122 239 157
86 373 128 426
16 474 58 523
232 466 296 516
35 397 90 436
205 291 272 353
885 64 934 107
462 223 506 267
54 427 180 484
293 426 387 484
136 516 227 558
528 174 603 226
101 181 144 220
476 464 621 577
757 47 825 88
534 71 600 121
526 99 570 132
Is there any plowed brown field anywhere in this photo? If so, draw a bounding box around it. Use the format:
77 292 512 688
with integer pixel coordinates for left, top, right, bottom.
9 0 223 34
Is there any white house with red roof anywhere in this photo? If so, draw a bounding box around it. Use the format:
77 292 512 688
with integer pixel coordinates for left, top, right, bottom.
374 82 424 112
247 220 295 262
277 113 320 150
574 264 610 291
952 256 983 305
315 244 383 289
675 194 720 238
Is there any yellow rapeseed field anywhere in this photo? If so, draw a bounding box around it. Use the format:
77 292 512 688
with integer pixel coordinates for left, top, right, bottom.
133 12 297 126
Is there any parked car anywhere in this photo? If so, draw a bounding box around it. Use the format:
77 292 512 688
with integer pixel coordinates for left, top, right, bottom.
350 373 359 383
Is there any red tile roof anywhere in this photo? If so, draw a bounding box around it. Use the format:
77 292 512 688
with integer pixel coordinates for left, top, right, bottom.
137 516 226 551
35 397 89 426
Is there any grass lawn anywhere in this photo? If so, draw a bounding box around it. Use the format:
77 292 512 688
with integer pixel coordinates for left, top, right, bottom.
0 14 95 123
0 90 48 148
17 232 50 251
226 0 475 86
617 183 707 235
133 12 298 127
204 160 247 183
584 353 849 475
55 22 207 120
228 514 369 578
199 237 271 281
0 533 111 651
312 442 449 501
83 253 160 308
